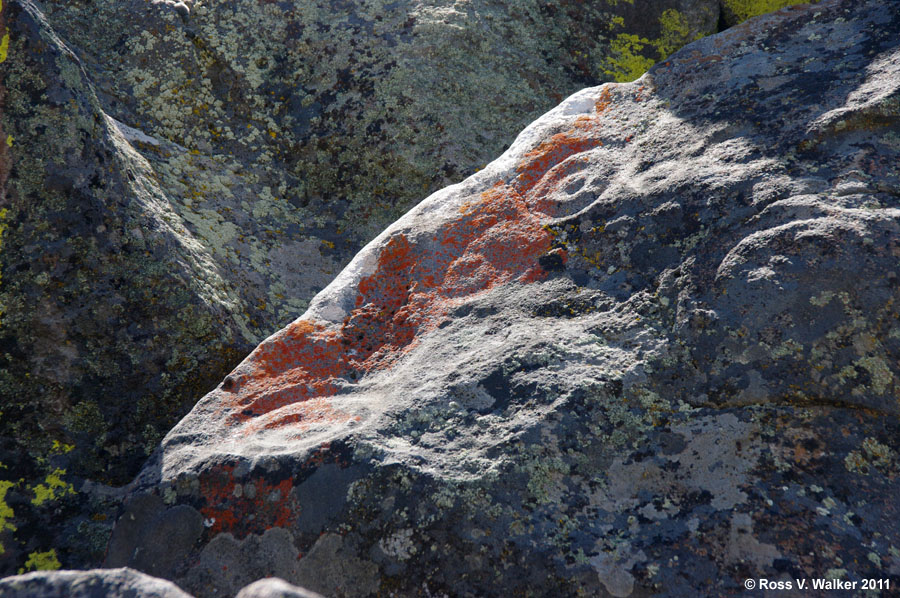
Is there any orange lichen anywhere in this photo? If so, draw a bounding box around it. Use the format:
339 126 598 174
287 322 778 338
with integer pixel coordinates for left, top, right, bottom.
224 180 554 432
199 465 298 537
515 132 602 194
595 86 613 113
195 84 619 539
217 86 613 433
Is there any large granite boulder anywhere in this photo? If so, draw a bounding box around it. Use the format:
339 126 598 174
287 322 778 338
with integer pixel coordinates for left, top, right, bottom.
0 0 749 574
102 0 900 596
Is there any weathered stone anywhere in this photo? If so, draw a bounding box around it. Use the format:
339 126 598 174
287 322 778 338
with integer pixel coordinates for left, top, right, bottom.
0 567 324 598
0 0 815 575
0 568 193 598
101 0 900 596
0 0 254 573
235 578 325 598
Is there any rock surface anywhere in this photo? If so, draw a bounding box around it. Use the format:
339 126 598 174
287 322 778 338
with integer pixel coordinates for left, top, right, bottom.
235 578 325 598
0 568 323 598
0 0 818 575
100 0 900 596
0 568 193 598
0 0 260 572
1 0 762 572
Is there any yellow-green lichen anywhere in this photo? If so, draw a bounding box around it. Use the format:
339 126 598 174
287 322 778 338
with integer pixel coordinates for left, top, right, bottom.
19 549 61 572
603 34 657 83
845 437 895 474
856 355 893 395
655 9 697 58
30 468 76 506
601 10 701 82
51 440 75 454
722 0 811 26
0 29 8 64
0 479 16 554
521 450 570 505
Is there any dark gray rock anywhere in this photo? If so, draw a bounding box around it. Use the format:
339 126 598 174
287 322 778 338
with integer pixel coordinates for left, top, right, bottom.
105 495 203 580
0 0 251 572
104 0 900 596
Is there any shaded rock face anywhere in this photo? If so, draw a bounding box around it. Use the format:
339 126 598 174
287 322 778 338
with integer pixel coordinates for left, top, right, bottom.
0 0 253 572
104 0 900 596
0 0 741 573
0 0 252 473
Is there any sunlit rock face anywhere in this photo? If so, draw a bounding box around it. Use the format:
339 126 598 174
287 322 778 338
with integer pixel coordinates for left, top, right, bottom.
96 0 900 596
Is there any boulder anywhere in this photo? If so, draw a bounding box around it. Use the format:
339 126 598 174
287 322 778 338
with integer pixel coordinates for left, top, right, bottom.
235 578 325 598
0 0 739 572
0 568 193 598
0 0 253 572
0 568 323 598
105 0 900 596
0 0 819 574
